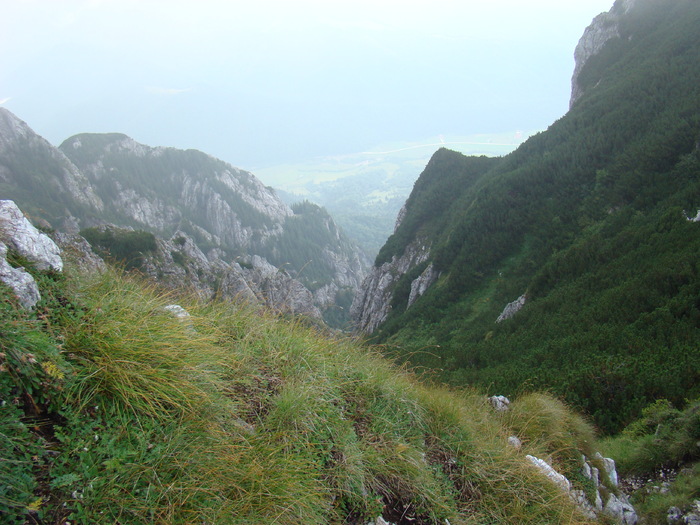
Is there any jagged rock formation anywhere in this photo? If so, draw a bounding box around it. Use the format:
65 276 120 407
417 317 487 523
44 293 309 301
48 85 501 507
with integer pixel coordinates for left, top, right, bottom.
0 198 321 319
139 230 322 319
526 453 638 524
496 294 527 322
570 0 638 107
0 200 63 308
487 394 638 524
60 132 291 251
0 109 103 229
351 238 431 333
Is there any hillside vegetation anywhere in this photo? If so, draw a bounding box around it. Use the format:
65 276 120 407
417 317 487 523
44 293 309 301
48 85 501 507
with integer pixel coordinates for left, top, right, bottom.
0 256 609 524
365 0 700 434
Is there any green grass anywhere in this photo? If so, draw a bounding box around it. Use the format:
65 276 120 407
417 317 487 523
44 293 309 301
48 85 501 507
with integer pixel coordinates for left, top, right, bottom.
0 265 605 524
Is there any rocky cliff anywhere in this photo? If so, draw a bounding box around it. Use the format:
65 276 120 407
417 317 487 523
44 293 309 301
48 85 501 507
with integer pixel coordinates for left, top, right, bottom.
570 0 638 107
351 149 497 334
139 230 322 319
59 132 291 252
351 237 434 334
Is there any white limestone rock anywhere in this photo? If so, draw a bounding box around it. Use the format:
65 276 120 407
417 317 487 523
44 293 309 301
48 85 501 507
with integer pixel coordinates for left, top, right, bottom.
351 238 431 333
408 263 439 308
526 455 571 492
595 451 619 487
488 395 510 412
0 200 66 309
604 493 638 524
496 294 526 322
0 200 62 272
0 242 41 309
570 0 639 107
164 304 190 319
507 435 522 450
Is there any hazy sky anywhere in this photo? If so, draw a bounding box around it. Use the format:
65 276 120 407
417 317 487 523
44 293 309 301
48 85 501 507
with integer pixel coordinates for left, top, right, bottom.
2 0 614 171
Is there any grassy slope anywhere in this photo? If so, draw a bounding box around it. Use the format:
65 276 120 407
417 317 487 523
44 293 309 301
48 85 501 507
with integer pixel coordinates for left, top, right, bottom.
0 261 606 524
368 0 700 435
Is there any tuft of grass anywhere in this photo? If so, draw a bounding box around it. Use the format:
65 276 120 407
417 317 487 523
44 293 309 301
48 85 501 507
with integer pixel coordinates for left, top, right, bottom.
505 393 597 468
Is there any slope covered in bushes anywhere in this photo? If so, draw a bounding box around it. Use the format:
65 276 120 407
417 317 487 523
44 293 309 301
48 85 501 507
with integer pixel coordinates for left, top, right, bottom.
360 0 700 435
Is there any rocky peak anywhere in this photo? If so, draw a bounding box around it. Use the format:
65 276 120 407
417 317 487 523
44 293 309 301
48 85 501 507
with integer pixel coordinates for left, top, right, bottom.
137 231 322 319
1 110 368 324
0 109 104 224
570 0 638 108
0 108 32 147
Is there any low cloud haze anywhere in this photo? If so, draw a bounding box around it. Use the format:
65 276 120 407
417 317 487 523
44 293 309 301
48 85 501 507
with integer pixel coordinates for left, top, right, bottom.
1 0 613 171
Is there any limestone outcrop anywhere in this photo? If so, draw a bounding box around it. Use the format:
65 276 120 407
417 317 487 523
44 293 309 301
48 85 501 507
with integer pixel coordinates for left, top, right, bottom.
496 294 526 322
139 231 322 319
0 200 64 309
526 453 638 524
570 0 639 107
351 238 432 333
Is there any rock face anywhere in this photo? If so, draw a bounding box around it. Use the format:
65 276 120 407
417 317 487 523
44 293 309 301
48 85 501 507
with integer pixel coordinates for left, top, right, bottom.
0 200 63 272
351 238 432 333
350 149 497 334
139 231 322 319
570 0 638 107
496 294 526 322
60 132 292 252
51 232 106 274
407 263 438 308
0 200 64 309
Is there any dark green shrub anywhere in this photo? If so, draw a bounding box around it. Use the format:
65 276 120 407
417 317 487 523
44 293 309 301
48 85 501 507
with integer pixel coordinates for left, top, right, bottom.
81 227 157 271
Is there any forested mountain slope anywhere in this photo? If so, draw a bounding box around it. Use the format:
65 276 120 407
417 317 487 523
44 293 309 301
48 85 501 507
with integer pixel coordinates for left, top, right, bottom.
353 0 700 434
